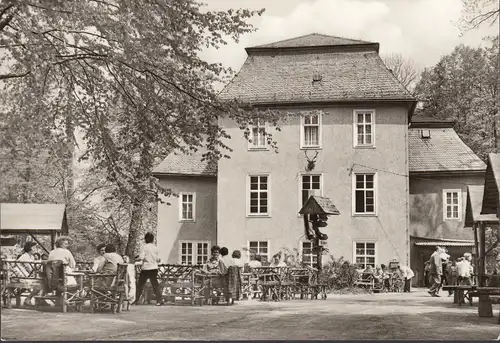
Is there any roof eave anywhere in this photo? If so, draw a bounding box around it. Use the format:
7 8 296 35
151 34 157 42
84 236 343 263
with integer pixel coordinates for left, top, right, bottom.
152 172 217 178
238 98 417 109
409 169 486 177
245 43 380 54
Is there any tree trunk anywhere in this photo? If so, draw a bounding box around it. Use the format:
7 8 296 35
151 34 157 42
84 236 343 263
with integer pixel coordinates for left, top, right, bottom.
125 201 144 259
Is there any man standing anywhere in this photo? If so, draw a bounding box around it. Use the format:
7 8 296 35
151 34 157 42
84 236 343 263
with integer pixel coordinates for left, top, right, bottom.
428 246 443 297
399 265 414 293
134 232 163 306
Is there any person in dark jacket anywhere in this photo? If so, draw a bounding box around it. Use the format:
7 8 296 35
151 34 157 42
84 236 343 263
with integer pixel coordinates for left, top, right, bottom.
428 246 443 297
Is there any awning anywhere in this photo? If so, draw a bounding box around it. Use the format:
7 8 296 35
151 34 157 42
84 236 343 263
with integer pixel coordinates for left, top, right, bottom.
414 241 474 247
0 203 68 235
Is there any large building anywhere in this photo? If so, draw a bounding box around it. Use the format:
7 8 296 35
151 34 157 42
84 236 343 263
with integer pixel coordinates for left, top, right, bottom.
154 33 416 267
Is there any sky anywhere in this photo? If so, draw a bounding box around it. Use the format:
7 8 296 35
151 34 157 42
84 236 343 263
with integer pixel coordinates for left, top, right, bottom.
200 0 499 73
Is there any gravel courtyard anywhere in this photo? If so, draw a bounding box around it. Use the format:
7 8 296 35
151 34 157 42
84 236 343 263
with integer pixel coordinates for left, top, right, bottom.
1 289 499 340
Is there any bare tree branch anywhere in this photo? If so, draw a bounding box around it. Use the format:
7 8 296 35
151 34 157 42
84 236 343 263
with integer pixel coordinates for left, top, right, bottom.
383 53 420 94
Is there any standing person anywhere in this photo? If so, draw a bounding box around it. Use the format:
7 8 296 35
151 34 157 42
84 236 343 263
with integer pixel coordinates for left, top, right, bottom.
134 232 163 306
92 243 106 272
439 248 451 295
424 261 431 287
448 259 458 294
218 247 235 275
428 246 443 297
399 265 414 292
232 250 244 268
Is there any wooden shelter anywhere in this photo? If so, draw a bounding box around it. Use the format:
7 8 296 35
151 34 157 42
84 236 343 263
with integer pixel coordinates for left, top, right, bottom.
465 185 498 287
0 203 68 253
299 196 340 271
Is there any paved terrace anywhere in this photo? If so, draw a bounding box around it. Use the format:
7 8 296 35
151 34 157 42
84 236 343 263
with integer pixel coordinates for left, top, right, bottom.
1 289 499 340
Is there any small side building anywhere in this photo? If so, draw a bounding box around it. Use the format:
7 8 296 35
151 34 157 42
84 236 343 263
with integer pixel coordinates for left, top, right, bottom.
408 116 486 286
152 152 217 264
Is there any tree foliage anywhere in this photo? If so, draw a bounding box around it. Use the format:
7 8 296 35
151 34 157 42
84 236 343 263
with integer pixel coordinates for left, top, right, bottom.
0 0 282 256
414 37 499 161
460 0 500 31
382 53 419 94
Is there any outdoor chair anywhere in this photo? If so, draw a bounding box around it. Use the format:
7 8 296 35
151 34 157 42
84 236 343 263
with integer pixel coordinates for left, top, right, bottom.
155 264 204 306
88 263 128 313
253 267 282 302
3 259 46 308
34 260 86 313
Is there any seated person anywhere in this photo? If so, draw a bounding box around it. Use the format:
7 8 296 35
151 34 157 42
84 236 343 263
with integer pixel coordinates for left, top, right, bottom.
373 266 383 284
203 245 221 274
248 255 262 269
232 250 244 268
97 244 124 275
361 265 374 280
92 243 106 272
381 264 391 289
218 247 235 275
48 236 77 286
269 253 287 268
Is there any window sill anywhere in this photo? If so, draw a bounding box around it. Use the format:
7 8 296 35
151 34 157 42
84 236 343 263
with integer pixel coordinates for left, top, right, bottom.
444 218 461 221
246 214 271 218
354 145 376 149
300 146 323 150
352 213 378 217
248 147 270 151
179 219 196 223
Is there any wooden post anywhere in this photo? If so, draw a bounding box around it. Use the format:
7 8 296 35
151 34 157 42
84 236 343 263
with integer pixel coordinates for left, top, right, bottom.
473 223 480 285
50 231 55 250
314 236 322 272
479 223 486 287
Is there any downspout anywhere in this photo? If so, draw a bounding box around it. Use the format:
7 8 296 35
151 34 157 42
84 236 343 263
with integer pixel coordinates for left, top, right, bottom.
405 106 411 266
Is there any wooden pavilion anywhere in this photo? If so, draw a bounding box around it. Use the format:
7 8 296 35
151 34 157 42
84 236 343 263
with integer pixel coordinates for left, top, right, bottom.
0 203 68 254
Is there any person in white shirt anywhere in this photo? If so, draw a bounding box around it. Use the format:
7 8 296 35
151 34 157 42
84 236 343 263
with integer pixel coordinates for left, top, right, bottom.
92 243 106 272
248 255 262 269
232 250 244 268
17 242 39 306
218 247 235 275
398 265 414 292
134 232 163 306
456 256 472 286
48 236 77 286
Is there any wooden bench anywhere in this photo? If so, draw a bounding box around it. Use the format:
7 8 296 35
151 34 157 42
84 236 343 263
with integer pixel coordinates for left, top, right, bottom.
442 285 477 306
2 259 44 308
354 272 375 291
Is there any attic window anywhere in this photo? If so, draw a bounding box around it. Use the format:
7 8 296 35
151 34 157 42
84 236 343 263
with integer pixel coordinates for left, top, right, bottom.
312 73 322 82
421 129 431 139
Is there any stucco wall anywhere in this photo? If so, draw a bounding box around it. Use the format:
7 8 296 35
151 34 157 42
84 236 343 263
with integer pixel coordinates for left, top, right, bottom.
217 105 410 265
409 174 484 241
156 176 217 263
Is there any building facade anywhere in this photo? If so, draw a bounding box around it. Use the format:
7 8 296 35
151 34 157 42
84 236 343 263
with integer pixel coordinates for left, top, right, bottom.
154 33 417 268
408 117 486 286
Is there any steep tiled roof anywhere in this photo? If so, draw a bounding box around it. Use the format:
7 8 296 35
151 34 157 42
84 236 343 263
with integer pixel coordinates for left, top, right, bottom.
250 33 373 49
219 34 414 104
464 185 498 227
152 151 216 177
481 153 500 215
409 127 486 173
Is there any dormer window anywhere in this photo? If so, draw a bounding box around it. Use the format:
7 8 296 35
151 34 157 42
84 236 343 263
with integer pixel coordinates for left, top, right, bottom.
421 129 431 139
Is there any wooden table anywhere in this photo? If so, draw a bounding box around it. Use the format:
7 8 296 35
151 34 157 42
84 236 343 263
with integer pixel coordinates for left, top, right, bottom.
442 285 477 306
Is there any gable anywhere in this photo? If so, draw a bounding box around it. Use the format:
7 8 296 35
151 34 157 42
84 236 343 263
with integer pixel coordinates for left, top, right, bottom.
250 33 374 49
481 153 500 215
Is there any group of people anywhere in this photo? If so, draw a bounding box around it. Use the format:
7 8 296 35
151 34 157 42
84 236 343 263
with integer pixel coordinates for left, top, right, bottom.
359 263 414 292
427 246 474 297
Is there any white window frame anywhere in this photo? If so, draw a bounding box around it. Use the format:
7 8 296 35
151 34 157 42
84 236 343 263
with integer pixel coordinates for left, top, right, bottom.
352 240 377 269
300 241 317 268
352 173 377 216
298 173 324 216
247 240 270 263
248 121 269 151
300 112 322 149
178 192 196 222
353 109 376 148
443 189 462 221
179 240 211 265
246 174 271 217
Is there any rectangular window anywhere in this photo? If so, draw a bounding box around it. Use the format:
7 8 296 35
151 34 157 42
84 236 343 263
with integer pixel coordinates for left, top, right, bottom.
354 173 376 215
179 192 195 221
443 189 461 220
354 110 375 147
300 174 322 207
248 241 269 263
354 242 376 269
301 113 322 148
301 241 317 268
248 175 269 216
180 241 210 265
249 122 267 150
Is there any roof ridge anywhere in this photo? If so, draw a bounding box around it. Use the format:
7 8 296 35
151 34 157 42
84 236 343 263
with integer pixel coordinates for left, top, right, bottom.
250 32 374 49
